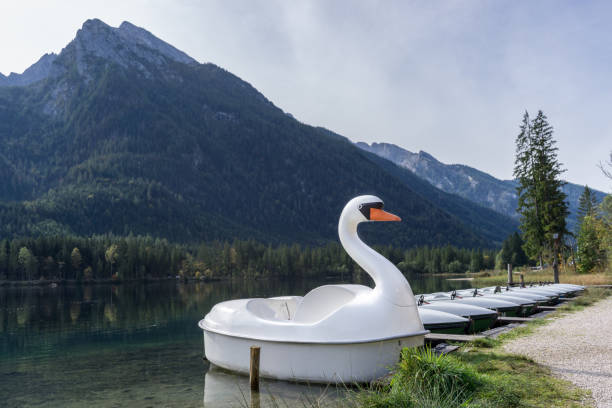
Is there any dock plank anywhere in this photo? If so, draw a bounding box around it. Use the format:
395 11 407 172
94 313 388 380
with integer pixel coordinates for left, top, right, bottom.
498 316 533 323
538 305 562 310
433 343 460 355
425 333 484 342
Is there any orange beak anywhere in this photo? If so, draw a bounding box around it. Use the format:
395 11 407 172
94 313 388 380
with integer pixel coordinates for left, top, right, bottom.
370 208 401 222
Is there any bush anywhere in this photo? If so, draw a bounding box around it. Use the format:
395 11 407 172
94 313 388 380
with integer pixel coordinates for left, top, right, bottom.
395 347 481 397
349 347 481 407
447 260 464 274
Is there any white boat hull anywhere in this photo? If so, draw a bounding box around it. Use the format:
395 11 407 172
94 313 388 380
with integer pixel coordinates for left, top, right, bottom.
203 329 425 383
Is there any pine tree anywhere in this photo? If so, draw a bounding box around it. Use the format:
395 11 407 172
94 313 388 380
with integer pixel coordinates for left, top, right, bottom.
499 238 513 267
497 232 528 269
509 232 528 266
0 240 8 278
577 185 599 227
576 215 603 273
514 111 542 264
513 110 569 281
469 249 483 272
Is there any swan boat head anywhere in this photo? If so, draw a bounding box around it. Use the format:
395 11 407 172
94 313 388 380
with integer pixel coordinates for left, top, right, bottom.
340 195 402 226
338 195 416 307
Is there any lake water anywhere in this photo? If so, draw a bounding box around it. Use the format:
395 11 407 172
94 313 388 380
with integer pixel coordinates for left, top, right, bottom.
0 275 471 407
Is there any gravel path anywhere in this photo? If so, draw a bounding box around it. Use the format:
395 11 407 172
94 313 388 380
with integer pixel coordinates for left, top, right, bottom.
504 298 612 408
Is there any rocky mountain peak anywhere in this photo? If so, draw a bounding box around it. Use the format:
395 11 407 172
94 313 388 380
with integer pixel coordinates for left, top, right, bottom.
1 19 197 88
0 53 59 87
65 19 196 77
358 142 420 167
417 150 438 162
117 21 195 64
80 17 111 32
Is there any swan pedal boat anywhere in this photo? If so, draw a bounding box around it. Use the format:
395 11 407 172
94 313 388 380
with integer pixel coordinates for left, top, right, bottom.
422 292 522 317
499 287 562 304
454 289 537 316
418 308 470 334
531 284 584 296
478 287 551 305
479 294 536 316
418 301 498 332
199 196 427 383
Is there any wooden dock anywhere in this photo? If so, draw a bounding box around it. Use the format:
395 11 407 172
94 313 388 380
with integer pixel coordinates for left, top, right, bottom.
425 333 484 342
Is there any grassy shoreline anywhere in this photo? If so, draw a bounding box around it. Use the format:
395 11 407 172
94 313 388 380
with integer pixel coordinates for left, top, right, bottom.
346 287 611 407
471 267 612 287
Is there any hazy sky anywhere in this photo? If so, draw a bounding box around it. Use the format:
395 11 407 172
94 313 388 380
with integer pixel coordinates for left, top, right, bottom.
1 0 610 191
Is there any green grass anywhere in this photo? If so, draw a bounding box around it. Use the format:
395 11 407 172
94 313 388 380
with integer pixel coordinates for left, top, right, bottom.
347 288 612 408
554 287 611 313
347 347 480 408
467 337 499 349
344 346 588 408
455 349 587 407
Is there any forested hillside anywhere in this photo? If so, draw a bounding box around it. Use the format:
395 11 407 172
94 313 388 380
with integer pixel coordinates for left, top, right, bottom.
0 19 517 248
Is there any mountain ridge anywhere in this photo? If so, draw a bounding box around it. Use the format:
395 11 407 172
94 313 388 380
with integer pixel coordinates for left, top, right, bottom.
0 19 517 248
357 141 607 230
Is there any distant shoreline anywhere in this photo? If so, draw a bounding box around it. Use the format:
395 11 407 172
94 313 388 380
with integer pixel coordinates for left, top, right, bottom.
0 271 473 287
0 276 223 287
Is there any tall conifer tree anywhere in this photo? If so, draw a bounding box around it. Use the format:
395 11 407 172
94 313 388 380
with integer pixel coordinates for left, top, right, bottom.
576 215 603 273
577 185 599 226
513 110 569 281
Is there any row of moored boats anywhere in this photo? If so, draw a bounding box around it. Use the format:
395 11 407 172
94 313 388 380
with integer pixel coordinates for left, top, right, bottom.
417 283 585 334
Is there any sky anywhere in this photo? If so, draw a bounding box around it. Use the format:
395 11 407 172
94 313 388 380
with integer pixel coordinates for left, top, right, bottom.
1 0 610 192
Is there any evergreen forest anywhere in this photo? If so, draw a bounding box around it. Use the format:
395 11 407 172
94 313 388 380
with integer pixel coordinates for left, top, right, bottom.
0 235 498 283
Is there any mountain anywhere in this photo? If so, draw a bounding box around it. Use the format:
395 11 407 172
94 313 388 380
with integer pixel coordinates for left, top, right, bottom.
0 53 59 87
357 142 608 231
0 19 517 248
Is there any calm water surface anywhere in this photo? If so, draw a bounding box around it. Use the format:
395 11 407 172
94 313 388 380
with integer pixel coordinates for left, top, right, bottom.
0 275 470 407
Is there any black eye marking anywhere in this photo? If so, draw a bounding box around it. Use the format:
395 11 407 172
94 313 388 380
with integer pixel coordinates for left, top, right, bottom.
359 202 383 219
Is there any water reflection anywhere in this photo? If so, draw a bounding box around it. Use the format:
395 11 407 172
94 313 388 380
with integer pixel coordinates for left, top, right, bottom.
0 275 470 407
203 366 344 407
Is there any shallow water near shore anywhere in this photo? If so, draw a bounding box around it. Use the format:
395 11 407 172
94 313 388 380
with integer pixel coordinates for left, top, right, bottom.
0 274 470 407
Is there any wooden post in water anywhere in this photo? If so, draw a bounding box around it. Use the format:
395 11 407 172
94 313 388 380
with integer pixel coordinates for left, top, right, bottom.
507 264 513 286
250 346 260 391
250 389 261 408
519 273 525 288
